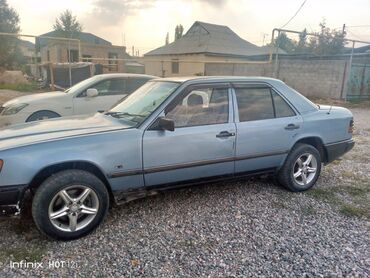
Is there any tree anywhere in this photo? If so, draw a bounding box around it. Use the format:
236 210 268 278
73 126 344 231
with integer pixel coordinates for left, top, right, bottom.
307 20 346 55
269 21 346 55
271 32 296 53
53 10 82 38
0 0 22 69
175 24 183 41
165 32 169 45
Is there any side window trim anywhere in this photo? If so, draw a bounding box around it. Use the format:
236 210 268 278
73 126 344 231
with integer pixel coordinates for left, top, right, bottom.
231 83 298 123
270 88 298 117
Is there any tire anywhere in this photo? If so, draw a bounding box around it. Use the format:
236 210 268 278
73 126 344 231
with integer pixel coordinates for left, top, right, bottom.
26 110 60 122
32 170 109 240
277 143 322 192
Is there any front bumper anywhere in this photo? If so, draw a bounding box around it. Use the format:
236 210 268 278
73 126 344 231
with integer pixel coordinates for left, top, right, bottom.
0 185 27 216
324 139 355 163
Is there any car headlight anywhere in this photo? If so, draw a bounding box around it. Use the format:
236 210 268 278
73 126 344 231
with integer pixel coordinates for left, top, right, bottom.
2 103 29 115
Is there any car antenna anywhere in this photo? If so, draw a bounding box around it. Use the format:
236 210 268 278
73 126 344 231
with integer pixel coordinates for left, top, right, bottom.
327 105 333 114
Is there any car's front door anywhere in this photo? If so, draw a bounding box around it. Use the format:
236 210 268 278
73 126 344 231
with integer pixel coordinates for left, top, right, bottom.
142 84 236 187
73 78 128 115
232 83 303 174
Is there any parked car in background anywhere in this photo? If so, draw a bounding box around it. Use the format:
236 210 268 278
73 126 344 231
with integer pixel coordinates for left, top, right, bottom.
0 73 155 127
0 77 354 240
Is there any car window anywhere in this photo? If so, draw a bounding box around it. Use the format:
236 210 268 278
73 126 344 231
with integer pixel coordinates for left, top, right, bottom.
80 79 126 97
235 87 274 122
126 78 149 93
108 79 126 94
166 87 229 127
272 91 296 118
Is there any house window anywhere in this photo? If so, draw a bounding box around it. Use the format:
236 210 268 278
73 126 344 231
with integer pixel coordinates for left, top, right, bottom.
82 55 92 62
108 52 118 72
68 50 79 62
171 59 179 74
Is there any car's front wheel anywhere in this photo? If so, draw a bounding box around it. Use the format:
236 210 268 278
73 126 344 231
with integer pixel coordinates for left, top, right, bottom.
32 170 109 240
277 143 322 192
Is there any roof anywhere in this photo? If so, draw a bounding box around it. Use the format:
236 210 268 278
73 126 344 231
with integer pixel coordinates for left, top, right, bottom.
17 39 35 49
152 76 283 83
145 21 285 57
36 31 112 48
344 44 370 54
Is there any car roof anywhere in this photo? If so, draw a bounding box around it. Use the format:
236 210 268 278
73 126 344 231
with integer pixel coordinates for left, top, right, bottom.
151 76 317 114
95 73 157 80
152 76 284 84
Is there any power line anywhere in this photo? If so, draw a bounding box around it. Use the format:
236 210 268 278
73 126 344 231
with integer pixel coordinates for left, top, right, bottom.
280 0 307 29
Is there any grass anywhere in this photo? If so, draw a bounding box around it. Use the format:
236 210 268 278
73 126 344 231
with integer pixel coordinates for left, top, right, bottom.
339 205 370 218
0 82 39 92
305 181 370 219
0 245 46 264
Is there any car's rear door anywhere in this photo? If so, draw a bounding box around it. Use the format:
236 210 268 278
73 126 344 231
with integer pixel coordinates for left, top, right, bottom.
232 83 303 174
142 84 236 187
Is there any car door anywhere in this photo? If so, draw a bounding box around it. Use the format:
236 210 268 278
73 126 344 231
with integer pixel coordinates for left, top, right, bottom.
232 83 303 174
142 84 236 187
73 78 127 115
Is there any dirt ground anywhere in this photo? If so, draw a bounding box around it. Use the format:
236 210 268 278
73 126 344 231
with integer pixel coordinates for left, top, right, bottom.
0 89 34 105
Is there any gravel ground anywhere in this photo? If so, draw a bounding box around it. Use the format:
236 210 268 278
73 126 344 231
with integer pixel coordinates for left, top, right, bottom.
0 93 369 277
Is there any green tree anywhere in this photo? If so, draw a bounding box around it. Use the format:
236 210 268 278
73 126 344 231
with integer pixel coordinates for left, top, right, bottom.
175 24 183 41
308 20 346 55
0 0 23 69
53 10 82 38
271 32 296 53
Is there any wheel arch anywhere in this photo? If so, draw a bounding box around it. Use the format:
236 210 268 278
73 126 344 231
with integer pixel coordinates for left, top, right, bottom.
26 110 61 122
292 136 327 162
28 160 114 202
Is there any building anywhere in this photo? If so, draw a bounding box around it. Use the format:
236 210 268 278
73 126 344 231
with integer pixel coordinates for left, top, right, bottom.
36 31 127 73
144 21 285 77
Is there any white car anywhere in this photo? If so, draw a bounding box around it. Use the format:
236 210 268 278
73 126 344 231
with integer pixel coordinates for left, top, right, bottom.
0 73 155 127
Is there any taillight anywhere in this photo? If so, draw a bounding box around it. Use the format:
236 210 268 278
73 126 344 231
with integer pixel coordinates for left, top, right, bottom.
348 119 354 133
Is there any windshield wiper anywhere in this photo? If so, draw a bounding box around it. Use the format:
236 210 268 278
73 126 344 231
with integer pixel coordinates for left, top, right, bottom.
105 111 146 118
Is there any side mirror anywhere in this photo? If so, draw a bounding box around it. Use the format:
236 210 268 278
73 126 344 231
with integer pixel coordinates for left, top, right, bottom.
158 117 175 131
86 88 99 97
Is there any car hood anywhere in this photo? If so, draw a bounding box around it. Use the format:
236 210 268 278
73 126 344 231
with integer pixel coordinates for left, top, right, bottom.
2 91 67 107
0 113 130 151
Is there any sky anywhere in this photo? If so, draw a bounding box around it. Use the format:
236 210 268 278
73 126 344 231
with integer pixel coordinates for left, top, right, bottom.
8 0 370 55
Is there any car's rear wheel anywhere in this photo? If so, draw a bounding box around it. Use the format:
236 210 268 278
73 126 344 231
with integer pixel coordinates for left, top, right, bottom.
277 143 321 192
32 170 109 240
26 110 60 122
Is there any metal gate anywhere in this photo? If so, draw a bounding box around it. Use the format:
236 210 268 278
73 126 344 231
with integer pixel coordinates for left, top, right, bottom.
347 64 370 100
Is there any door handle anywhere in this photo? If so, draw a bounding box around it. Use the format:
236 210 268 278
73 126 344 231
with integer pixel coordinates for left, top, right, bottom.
285 123 300 130
216 131 235 138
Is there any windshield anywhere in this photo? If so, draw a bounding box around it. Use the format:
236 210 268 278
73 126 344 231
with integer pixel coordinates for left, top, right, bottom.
107 81 179 126
64 76 101 94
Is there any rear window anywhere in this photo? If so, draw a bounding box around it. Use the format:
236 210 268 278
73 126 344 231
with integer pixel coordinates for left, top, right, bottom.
235 86 295 122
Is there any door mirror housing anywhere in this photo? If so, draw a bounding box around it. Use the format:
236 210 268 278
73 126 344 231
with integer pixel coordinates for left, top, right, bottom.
158 117 175 131
86 88 99 98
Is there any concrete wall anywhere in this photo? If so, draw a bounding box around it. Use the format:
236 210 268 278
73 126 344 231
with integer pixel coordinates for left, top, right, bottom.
205 59 349 99
144 54 206 77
